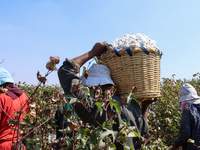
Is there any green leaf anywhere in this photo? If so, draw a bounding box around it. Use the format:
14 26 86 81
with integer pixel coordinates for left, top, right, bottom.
82 66 86 76
95 102 103 116
69 98 79 104
58 126 71 134
109 99 121 114
79 127 86 138
99 60 104 64
89 139 94 149
108 144 116 150
91 128 102 142
121 119 129 127
97 140 105 148
81 87 90 94
127 128 139 138
187 138 195 143
66 139 72 150
126 94 132 105
102 120 116 127
123 142 133 150
126 132 136 138
64 94 74 99
31 138 42 143
81 138 88 148
26 138 32 142
93 56 99 64
100 127 118 143
125 93 137 105
91 131 97 143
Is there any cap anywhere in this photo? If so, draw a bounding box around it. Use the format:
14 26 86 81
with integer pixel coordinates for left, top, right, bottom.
81 64 115 86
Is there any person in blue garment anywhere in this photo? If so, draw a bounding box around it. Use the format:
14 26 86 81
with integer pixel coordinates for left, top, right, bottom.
173 83 200 150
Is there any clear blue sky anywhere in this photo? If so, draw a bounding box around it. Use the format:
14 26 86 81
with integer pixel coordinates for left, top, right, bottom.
0 0 200 85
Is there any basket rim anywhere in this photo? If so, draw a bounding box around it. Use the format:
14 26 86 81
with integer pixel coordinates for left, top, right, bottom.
101 46 162 59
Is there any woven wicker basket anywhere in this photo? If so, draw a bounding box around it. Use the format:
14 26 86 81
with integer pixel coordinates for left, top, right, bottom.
101 45 162 100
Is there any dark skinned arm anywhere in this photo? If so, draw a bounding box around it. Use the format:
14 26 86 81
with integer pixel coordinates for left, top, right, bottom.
141 98 158 121
72 41 108 67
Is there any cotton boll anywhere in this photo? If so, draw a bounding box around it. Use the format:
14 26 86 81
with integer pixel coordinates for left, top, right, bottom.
135 42 141 48
129 43 135 48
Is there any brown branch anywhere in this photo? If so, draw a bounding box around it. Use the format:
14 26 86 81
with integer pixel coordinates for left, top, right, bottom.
19 111 56 141
0 105 16 122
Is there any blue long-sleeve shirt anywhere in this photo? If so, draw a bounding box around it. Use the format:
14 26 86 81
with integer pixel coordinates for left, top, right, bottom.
175 104 200 150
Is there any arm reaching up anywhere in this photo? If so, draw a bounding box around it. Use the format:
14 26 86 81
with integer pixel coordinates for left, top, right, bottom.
72 41 108 67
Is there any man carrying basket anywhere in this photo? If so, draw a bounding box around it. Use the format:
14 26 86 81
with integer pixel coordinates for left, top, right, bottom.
57 41 155 149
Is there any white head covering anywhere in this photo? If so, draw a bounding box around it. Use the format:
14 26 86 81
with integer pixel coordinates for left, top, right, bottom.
179 83 200 102
81 64 115 86
0 67 14 85
179 83 200 110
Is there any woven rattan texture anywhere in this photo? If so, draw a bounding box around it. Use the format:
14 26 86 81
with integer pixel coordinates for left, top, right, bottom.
101 47 161 99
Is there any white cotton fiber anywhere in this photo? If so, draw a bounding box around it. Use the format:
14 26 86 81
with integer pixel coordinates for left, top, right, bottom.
111 33 158 50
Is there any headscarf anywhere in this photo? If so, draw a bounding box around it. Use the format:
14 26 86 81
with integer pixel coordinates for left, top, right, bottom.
0 67 23 99
0 67 14 85
179 83 200 110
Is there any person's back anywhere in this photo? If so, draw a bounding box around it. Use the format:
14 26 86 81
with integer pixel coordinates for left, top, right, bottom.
0 92 29 148
175 104 200 150
173 83 200 150
0 67 29 150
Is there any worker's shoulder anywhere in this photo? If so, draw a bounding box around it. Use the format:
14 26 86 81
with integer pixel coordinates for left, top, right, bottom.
0 93 13 105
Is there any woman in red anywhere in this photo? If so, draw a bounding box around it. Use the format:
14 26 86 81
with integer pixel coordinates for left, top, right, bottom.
0 67 29 150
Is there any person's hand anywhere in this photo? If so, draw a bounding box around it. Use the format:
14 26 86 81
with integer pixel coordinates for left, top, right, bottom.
141 97 159 106
71 41 108 67
90 41 108 57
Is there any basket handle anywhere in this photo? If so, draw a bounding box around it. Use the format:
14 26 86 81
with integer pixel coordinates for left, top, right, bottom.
139 47 149 55
125 48 132 56
156 48 163 59
104 44 163 58
105 44 121 57
105 44 133 57
140 47 163 58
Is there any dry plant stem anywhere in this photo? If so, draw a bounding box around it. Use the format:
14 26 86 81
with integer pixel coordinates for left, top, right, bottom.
41 128 44 150
21 70 52 110
82 103 102 127
10 69 54 149
0 59 4 64
15 105 22 150
156 112 159 150
72 131 75 150
139 136 152 150
20 110 56 141
16 70 53 147
12 127 16 148
0 105 16 122
69 80 103 126
104 102 110 150
88 134 102 150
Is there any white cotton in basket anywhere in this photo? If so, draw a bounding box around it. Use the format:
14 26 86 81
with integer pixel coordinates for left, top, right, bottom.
111 33 158 50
